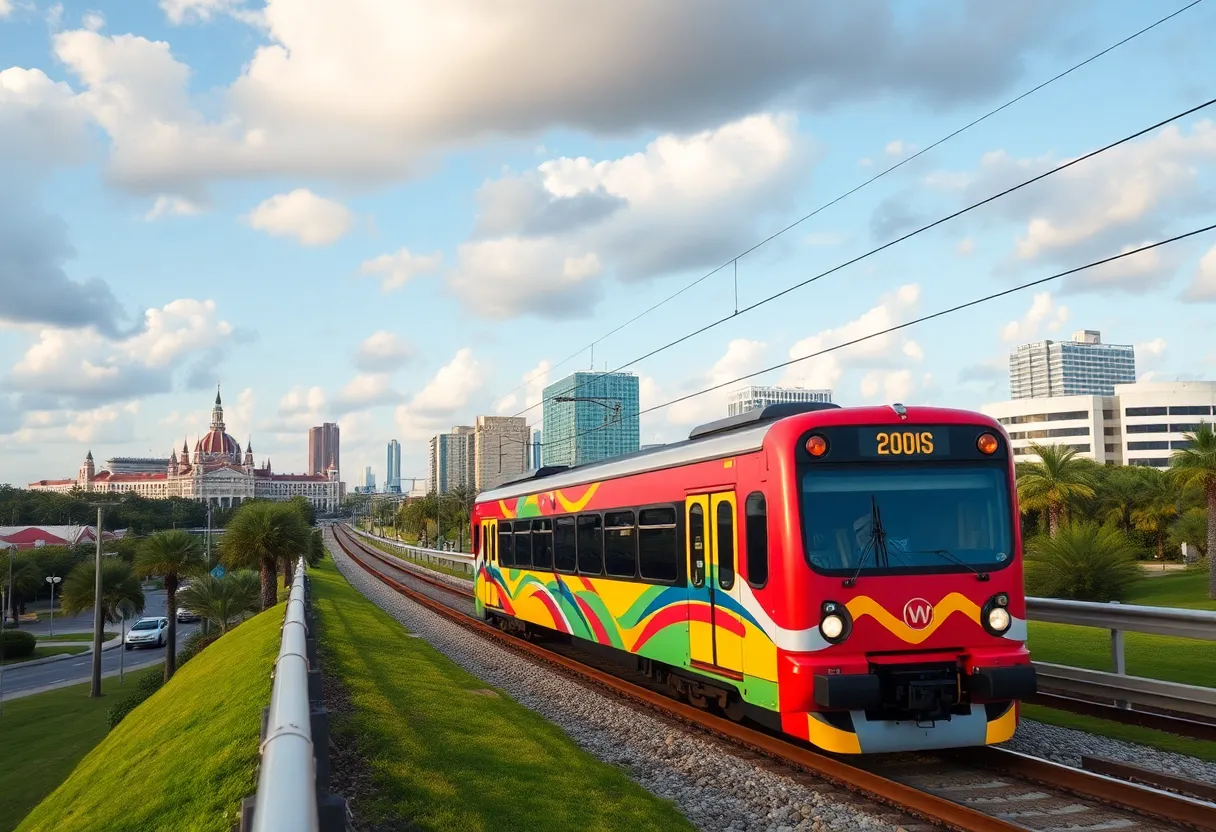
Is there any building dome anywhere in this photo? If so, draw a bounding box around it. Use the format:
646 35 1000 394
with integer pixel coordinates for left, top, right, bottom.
199 429 241 460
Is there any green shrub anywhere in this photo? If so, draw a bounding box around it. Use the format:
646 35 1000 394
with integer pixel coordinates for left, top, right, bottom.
1025 521 1143 602
0 629 37 659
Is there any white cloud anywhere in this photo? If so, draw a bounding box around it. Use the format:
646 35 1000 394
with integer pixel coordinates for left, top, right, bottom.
395 348 488 439
0 1 12 18
38 4 1055 194
806 232 846 247
884 139 906 157
10 401 140 447
451 112 809 318
0 67 92 175
494 359 551 415
82 10 104 31
7 298 236 405
1184 244 1216 301
145 195 204 220
860 369 914 402
667 338 769 426
956 237 974 256
932 120 1216 291
1000 291 1069 343
243 189 353 246
354 331 412 372
334 373 399 411
780 283 923 392
358 248 443 291
1135 337 1168 382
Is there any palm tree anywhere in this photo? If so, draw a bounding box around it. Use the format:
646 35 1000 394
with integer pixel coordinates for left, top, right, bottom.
61 559 145 624
1169 421 1216 597
1131 469 1180 563
1098 465 1152 535
1024 521 1143 602
1016 443 1097 536
134 529 205 680
178 571 260 634
1168 507 1208 559
220 501 311 609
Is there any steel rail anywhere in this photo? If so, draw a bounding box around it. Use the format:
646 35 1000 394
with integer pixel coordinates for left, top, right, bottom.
250 558 319 832
1080 755 1216 805
331 526 1020 832
1026 691 1216 742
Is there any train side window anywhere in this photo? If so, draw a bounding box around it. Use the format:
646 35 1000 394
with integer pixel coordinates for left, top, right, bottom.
577 514 603 576
716 501 735 590
531 518 553 570
638 507 677 582
554 516 577 573
472 524 480 556
498 521 513 568
515 524 533 568
604 510 637 578
745 492 768 587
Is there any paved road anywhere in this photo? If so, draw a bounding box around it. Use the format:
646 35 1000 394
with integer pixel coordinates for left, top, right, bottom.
1 590 201 700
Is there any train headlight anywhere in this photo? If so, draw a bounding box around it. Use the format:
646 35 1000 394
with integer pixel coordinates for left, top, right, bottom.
982 593 1012 636
819 602 852 644
820 614 845 640
987 606 1011 633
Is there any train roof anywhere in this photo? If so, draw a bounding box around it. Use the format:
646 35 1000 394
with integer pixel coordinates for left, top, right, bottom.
476 402 998 504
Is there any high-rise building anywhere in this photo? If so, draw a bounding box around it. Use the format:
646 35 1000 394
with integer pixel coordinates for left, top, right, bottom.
1009 330 1136 399
364 466 376 490
308 422 341 475
982 380 1216 468
531 429 543 470
385 439 401 493
428 426 476 494
541 372 640 467
473 416 530 491
726 385 833 416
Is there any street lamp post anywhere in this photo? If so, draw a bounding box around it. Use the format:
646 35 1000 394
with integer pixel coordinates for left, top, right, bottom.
90 506 104 698
45 575 62 637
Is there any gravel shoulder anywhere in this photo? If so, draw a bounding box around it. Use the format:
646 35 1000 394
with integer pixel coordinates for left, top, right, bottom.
326 534 914 832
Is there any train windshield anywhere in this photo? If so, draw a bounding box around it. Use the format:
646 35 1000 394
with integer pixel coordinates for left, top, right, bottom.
802 465 1013 575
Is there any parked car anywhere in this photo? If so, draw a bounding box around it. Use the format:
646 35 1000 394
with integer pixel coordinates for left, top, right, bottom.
176 606 201 623
125 617 169 650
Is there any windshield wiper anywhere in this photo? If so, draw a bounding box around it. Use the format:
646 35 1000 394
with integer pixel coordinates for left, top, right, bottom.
903 548 990 581
843 495 888 588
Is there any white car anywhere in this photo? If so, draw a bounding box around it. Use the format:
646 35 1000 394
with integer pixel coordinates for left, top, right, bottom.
125 617 169 650
176 606 201 623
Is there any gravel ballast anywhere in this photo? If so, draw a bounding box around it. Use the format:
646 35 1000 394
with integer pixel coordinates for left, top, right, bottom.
1001 717 1216 783
327 536 910 832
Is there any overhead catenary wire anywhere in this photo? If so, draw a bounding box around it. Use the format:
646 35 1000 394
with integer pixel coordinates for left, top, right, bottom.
511 93 1216 422
488 0 1206 412
542 222 1216 453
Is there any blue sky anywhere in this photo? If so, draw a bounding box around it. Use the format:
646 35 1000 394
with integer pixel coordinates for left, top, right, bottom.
2 0 1216 489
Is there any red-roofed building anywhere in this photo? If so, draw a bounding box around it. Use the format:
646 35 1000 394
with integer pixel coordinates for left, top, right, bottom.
0 525 121 550
28 387 343 512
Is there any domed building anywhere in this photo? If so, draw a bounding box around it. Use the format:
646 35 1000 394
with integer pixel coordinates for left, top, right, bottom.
29 386 343 512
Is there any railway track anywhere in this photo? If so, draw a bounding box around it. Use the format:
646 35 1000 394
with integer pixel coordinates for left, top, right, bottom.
331 525 1214 832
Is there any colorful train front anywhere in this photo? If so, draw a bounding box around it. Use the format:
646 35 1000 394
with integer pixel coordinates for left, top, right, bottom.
767 408 1037 753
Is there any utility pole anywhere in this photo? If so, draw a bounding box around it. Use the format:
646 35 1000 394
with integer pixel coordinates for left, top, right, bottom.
90 506 104 698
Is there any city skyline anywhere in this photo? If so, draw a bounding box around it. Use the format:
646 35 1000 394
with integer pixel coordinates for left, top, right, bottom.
3 3 1216 488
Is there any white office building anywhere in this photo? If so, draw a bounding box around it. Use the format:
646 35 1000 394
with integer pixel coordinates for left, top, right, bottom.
727 385 833 417
981 380 1216 467
1009 329 1135 399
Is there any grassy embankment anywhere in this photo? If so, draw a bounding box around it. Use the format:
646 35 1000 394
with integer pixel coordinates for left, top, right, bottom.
358 531 472 580
0 669 159 831
15 602 283 832
1023 569 1216 760
311 556 692 831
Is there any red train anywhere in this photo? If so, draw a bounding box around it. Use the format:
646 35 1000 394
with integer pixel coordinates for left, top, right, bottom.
472 402 1036 753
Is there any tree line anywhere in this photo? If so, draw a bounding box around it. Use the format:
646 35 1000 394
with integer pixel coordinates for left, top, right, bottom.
1017 422 1216 600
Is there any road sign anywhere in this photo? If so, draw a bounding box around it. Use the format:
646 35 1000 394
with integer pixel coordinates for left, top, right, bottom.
210 565 226 579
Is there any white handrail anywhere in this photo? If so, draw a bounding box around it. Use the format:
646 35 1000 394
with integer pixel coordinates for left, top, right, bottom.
251 559 319 832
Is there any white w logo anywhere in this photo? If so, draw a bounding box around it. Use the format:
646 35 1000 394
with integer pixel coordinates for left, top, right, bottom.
903 598 934 629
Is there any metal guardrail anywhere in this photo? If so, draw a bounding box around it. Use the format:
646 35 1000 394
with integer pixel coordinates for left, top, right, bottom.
238 559 348 832
1026 596 1216 717
349 526 475 576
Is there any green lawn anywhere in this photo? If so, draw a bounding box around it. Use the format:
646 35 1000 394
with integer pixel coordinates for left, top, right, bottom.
362 535 472 580
0 646 87 667
1125 570 1216 611
312 557 692 832
17 601 282 832
0 669 160 832
36 633 117 644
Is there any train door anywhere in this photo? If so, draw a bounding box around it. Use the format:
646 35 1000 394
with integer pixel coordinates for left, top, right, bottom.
479 518 499 609
686 491 743 677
